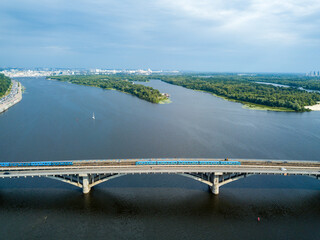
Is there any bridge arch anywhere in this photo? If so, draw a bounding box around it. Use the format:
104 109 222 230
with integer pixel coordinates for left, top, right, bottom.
46 172 256 195
179 172 254 194
46 173 127 193
45 172 319 195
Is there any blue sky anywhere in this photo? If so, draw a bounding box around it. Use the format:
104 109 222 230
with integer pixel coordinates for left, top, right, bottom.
1 0 320 72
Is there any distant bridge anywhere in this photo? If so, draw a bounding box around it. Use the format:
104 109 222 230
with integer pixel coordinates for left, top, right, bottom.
1 158 319 194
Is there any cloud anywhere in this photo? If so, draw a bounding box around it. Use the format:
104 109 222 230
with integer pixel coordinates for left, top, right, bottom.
155 0 320 45
0 0 320 71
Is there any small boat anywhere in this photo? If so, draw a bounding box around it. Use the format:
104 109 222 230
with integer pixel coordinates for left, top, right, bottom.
92 112 95 120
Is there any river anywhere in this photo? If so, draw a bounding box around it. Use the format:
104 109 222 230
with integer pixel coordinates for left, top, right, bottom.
0 77 319 239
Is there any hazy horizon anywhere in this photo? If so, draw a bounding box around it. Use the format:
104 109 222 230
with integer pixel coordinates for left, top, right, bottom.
0 67 310 75
1 0 320 72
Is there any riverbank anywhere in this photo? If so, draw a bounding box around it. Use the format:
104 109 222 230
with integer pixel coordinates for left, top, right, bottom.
191 90 294 112
0 80 22 114
158 75 320 112
48 75 169 104
305 102 320 111
159 98 172 104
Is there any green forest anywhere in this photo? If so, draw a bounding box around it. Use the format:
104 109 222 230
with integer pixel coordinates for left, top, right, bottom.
49 75 168 103
153 75 320 112
245 75 320 91
0 73 11 98
48 73 320 111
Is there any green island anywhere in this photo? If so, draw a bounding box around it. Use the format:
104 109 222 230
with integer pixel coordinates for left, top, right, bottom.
0 73 12 98
48 73 320 112
151 74 320 112
48 75 168 103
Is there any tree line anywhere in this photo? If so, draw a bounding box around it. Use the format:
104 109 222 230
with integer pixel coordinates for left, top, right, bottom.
153 75 320 112
49 75 167 103
0 73 11 98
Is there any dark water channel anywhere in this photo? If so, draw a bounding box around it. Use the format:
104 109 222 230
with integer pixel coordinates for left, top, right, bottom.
0 77 319 239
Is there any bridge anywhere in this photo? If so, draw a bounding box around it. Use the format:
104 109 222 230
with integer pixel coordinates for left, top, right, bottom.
1 158 319 194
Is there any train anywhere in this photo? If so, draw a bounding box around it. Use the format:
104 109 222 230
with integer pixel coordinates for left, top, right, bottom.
0 161 73 167
0 159 241 167
135 160 241 165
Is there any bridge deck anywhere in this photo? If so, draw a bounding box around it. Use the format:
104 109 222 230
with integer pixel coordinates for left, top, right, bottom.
1 159 319 194
1 158 319 177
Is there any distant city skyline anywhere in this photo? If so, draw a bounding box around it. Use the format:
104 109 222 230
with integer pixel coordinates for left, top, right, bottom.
1 0 320 73
0 68 179 78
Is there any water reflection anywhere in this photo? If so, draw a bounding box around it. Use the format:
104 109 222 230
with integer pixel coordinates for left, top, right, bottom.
1 77 320 239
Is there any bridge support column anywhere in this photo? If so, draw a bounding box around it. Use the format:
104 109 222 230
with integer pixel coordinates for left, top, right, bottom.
80 174 91 194
210 173 221 195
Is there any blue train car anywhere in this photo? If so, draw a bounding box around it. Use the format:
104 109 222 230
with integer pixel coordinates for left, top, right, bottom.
157 161 178 165
177 161 198 165
135 160 241 166
0 161 74 167
136 161 157 165
199 161 220 165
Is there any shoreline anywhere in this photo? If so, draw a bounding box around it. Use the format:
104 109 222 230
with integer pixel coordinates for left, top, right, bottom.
161 82 295 112
47 77 170 104
0 80 22 114
215 94 293 112
159 98 172 104
193 89 294 112
305 102 320 111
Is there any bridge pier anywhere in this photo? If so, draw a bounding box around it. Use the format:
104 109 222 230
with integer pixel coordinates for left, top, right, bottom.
210 173 221 195
80 174 91 194
211 184 219 195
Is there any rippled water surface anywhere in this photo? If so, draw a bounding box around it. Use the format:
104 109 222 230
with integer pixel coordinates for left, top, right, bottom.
0 77 319 239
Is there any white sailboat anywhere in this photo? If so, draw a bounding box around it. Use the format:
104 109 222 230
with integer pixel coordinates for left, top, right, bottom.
92 112 95 120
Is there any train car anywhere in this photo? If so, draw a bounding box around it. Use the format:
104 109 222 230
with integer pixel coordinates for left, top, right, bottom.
136 161 157 165
177 161 198 165
0 161 73 167
135 160 241 166
199 161 220 165
219 161 241 165
157 161 178 165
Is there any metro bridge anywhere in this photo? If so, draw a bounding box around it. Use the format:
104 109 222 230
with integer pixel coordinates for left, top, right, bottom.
1 158 319 194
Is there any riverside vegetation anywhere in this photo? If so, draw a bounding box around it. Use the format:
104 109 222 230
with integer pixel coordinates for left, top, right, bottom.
49 73 320 111
0 73 11 98
48 75 167 103
153 74 320 112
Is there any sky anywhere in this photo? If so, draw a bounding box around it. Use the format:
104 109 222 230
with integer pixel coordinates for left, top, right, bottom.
0 0 320 72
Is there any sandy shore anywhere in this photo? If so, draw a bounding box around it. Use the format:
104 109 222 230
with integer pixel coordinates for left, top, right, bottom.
305 102 320 111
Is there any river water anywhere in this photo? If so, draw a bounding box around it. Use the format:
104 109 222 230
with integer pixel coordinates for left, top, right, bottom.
0 77 319 239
